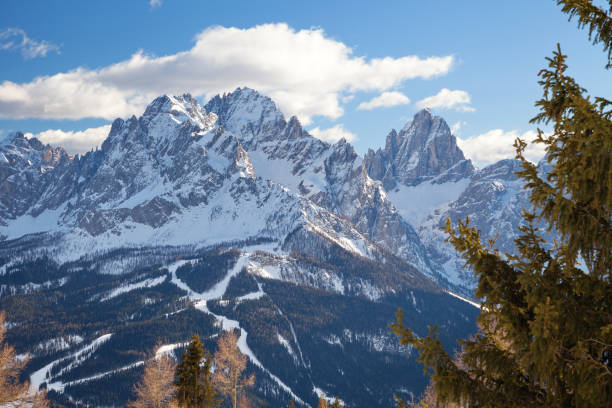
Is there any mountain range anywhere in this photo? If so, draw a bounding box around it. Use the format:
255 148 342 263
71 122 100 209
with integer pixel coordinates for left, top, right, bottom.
0 88 534 407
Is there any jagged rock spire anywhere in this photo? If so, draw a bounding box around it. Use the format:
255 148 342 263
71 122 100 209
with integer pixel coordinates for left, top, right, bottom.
365 109 474 189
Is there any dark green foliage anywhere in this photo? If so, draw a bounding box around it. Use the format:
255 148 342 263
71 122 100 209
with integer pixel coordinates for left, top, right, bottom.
222 270 259 299
176 249 240 293
209 278 478 407
557 0 612 68
0 256 65 285
2 241 477 406
175 334 221 408
392 2 612 407
2 265 190 355
48 366 142 406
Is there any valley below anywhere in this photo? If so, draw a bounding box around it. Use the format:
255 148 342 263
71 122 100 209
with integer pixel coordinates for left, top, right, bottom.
0 88 531 407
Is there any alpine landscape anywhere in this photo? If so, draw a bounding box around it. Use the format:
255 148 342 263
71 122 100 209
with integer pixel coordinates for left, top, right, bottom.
0 1 610 407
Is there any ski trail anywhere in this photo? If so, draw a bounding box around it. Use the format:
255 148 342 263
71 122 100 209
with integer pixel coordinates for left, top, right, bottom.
168 254 308 406
30 333 112 393
287 317 307 369
48 360 145 393
445 290 480 308
235 282 265 302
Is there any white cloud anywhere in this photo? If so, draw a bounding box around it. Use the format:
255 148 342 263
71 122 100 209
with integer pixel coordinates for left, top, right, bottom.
0 28 60 59
450 121 467 136
416 88 474 112
25 125 111 154
149 0 162 8
457 129 546 166
341 94 355 103
309 124 357 143
0 24 454 124
356 91 410 110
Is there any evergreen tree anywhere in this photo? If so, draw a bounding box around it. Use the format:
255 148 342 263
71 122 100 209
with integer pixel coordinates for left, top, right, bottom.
391 1 612 407
175 335 221 408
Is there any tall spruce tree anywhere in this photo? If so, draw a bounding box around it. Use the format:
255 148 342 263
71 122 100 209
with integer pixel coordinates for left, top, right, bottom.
391 1 612 407
175 335 221 408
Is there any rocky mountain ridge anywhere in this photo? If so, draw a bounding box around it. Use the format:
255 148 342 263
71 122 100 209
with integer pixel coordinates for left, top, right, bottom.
0 87 540 407
0 88 535 295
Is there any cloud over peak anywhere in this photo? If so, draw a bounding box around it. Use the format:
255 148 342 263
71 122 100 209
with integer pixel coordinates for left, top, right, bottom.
416 88 474 112
0 23 454 124
308 124 357 143
25 125 111 155
457 129 545 166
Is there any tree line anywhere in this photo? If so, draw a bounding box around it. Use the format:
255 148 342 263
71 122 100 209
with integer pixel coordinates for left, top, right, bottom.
128 331 343 408
1 1 610 407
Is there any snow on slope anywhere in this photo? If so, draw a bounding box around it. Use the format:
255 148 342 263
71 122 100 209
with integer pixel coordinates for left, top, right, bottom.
30 333 113 393
99 275 168 301
388 178 470 226
167 255 307 405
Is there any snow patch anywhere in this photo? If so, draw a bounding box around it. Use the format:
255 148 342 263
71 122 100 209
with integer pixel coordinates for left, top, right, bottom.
30 333 112 393
445 290 480 308
168 255 306 405
99 275 167 301
235 282 265 302
389 178 470 226
277 333 297 362
0 204 67 240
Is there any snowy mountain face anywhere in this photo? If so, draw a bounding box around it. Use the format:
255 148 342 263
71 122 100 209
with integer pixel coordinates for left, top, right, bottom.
0 88 540 297
416 159 533 291
0 90 434 280
364 109 536 295
205 89 439 277
0 88 537 406
0 89 537 295
365 109 474 190
0 133 72 223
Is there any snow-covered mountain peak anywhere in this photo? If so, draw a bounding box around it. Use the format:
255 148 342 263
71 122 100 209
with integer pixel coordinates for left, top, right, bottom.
1 131 34 150
0 131 71 167
401 109 451 148
365 109 474 189
205 87 284 147
142 93 217 131
0 131 20 148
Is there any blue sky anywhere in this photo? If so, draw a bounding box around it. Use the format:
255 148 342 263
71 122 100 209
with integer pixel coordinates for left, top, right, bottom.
0 0 610 165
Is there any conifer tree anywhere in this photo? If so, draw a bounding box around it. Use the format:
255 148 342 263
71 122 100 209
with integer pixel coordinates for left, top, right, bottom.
212 331 254 408
392 1 612 407
175 335 221 408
